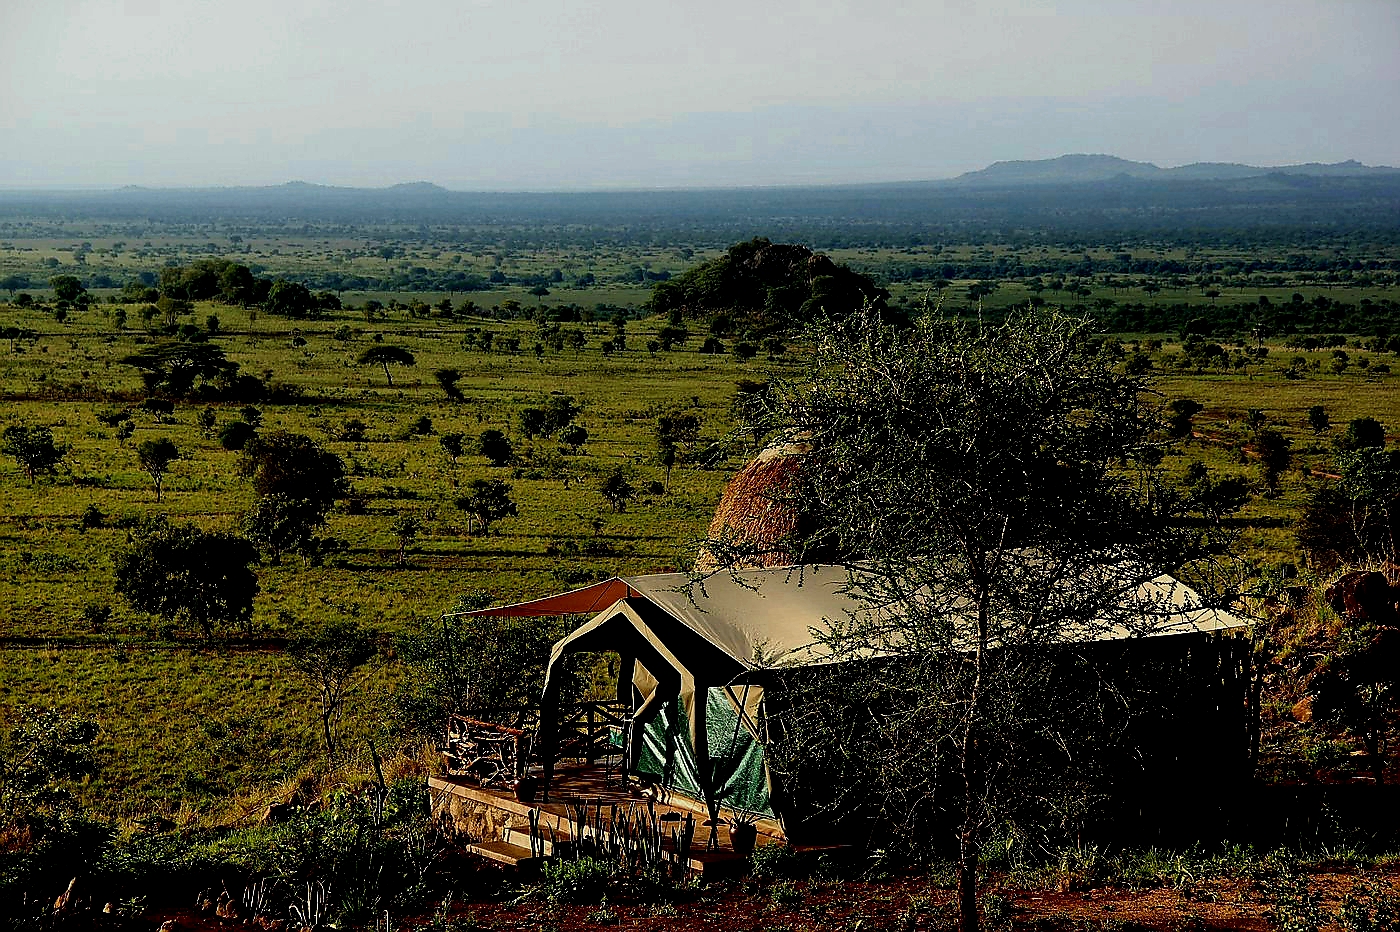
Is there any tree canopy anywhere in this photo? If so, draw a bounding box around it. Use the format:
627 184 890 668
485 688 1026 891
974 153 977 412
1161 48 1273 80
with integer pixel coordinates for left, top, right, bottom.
455 478 517 536
729 307 1210 932
288 619 377 757
135 437 179 502
1 425 66 484
121 341 241 398
239 431 349 512
357 345 416 385
113 519 260 637
646 237 889 337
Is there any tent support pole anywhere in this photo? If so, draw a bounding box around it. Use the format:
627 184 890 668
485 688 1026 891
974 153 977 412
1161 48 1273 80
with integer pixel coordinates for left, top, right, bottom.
538 672 561 803
616 652 635 784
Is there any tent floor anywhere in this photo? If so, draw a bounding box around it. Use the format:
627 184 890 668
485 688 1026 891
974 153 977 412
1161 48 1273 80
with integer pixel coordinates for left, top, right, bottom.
429 763 786 877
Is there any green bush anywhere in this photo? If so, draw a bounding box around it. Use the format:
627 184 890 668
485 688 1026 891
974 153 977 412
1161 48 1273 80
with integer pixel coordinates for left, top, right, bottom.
539 856 611 904
751 843 806 880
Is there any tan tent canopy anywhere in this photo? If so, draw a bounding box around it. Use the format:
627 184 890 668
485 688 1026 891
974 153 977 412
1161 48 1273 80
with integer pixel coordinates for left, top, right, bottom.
450 563 1247 669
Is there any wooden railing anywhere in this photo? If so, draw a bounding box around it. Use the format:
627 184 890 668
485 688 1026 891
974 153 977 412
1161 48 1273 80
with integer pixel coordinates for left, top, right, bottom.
443 701 629 785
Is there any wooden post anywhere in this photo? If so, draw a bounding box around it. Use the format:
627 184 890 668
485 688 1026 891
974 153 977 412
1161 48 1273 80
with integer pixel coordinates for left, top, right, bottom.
587 704 597 764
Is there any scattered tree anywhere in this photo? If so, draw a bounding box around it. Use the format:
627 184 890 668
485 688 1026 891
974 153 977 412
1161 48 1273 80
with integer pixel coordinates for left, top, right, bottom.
239 431 348 510
477 429 514 467
519 395 580 439
264 279 317 318
219 420 256 451
241 494 328 565
0 707 99 821
439 432 465 465
136 437 179 502
358 344 416 386
559 424 588 453
48 275 86 305
433 367 464 401
1339 417 1387 452
1255 429 1293 495
655 411 702 490
122 342 239 397
391 515 421 565
287 619 376 758
1 425 66 484
114 519 260 637
731 307 1209 932
1166 398 1203 440
455 479 517 536
1307 405 1331 435
600 468 635 512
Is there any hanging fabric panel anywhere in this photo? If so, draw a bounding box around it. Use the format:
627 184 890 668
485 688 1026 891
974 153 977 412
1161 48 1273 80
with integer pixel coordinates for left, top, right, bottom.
704 687 774 818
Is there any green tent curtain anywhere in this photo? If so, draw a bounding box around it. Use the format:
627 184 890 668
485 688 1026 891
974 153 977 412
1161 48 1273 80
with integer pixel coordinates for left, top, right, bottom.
635 688 773 819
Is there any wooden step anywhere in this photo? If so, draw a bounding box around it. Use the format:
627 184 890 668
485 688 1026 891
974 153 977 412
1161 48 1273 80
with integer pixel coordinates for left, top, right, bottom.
502 825 572 856
464 839 544 868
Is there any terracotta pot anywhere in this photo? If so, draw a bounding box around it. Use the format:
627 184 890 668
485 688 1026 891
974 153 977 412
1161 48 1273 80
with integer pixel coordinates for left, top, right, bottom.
514 776 538 803
729 822 758 857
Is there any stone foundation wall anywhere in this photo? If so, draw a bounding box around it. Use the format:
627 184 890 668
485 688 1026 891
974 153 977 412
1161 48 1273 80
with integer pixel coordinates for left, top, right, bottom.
431 788 525 843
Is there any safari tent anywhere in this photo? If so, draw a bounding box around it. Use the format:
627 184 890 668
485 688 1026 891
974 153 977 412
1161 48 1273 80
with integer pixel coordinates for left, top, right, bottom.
451 563 1253 841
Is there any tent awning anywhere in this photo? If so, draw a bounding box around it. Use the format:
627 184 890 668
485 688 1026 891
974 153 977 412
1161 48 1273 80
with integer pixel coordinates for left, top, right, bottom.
447 564 1250 671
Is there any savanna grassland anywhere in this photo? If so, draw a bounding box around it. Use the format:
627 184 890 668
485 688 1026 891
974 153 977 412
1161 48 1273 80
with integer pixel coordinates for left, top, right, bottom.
0 298 792 819
2 185 1400 829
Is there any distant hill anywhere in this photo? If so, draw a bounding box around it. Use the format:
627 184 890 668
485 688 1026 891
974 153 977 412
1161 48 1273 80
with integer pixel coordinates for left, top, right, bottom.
953 154 1400 186
4 160 1399 243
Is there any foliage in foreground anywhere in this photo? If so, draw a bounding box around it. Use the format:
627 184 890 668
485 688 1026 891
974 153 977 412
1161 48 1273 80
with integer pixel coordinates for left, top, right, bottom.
729 306 1221 932
3 775 460 931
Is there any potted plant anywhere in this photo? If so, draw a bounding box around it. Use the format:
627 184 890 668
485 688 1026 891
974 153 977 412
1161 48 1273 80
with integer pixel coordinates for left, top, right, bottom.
727 810 759 857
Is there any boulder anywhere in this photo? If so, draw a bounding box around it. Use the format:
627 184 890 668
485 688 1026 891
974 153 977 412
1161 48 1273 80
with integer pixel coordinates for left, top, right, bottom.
1325 571 1400 627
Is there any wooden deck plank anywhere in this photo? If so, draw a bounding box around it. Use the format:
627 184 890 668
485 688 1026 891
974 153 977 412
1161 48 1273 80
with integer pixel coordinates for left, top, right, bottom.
430 765 787 876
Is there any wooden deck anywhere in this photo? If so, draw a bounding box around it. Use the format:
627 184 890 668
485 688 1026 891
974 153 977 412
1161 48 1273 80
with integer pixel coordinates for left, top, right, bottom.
429 763 785 877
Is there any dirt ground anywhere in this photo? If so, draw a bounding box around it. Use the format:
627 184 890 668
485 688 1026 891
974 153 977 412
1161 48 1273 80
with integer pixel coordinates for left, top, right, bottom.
137 863 1399 931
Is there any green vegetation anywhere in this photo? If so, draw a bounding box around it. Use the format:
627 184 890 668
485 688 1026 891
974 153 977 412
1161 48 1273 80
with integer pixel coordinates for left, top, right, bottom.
1 193 1400 924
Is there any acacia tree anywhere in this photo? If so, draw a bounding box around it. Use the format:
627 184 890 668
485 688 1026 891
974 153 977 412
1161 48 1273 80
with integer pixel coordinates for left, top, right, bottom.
0 707 99 821
600 468 635 512
1255 428 1292 496
358 345 416 386
656 411 701 490
433 367 464 401
238 432 348 564
288 619 376 758
121 341 239 397
455 479 517 536
241 494 326 565
477 429 514 467
726 307 1209 932
391 515 420 565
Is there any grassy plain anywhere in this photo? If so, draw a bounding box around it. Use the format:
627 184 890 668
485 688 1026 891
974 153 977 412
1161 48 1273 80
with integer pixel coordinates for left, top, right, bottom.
0 296 801 818
2 225 1400 821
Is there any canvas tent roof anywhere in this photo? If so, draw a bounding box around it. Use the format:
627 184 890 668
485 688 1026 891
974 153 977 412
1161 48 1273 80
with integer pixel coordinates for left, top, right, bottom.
449 564 1248 670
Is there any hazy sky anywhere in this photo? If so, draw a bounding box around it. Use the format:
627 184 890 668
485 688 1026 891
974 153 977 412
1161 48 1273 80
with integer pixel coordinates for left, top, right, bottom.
2 0 1397 189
